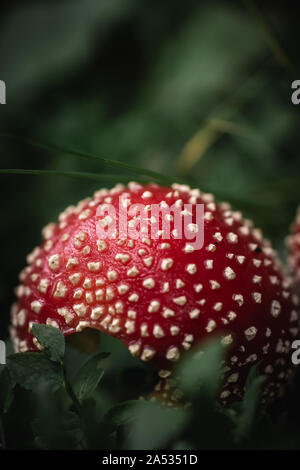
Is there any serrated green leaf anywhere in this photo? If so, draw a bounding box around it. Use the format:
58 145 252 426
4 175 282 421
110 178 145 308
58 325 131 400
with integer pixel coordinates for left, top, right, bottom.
7 353 64 392
31 324 65 363
0 367 15 414
73 352 109 402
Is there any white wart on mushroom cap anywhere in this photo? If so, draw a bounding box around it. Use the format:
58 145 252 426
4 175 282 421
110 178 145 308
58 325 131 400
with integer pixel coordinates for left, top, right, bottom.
287 207 300 291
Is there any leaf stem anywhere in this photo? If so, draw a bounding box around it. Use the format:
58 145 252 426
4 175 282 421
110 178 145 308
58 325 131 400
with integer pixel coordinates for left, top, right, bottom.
62 365 82 417
61 364 87 450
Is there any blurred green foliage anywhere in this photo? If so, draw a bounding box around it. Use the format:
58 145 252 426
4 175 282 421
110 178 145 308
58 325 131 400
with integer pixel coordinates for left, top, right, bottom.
2 330 300 450
0 0 300 449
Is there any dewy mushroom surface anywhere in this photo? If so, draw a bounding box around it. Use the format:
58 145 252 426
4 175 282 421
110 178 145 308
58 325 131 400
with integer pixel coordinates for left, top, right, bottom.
10 182 299 403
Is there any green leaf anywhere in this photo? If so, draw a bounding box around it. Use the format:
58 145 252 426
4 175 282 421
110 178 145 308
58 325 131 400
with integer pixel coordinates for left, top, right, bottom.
7 352 64 392
127 402 188 450
31 380 85 449
103 400 141 431
33 410 84 450
73 352 109 402
234 363 266 442
245 360 262 388
177 339 223 401
104 400 188 450
32 324 65 363
0 367 15 415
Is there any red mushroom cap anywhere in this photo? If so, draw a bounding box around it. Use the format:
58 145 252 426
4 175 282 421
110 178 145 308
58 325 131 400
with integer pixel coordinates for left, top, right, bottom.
287 207 300 292
10 183 299 403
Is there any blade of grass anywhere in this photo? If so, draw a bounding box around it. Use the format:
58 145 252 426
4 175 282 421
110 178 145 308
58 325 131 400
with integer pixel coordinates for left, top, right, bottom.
243 0 294 73
176 58 270 175
0 133 183 185
0 168 147 183
177 119 250 175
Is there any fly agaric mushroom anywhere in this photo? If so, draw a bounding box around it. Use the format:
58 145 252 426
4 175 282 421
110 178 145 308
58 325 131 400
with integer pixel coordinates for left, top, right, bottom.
10 182 299 403
287 207 300 292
